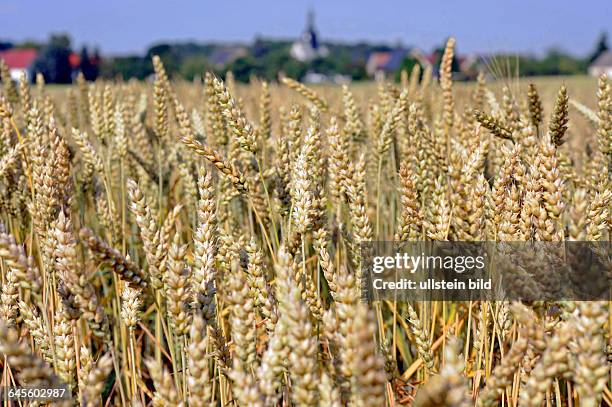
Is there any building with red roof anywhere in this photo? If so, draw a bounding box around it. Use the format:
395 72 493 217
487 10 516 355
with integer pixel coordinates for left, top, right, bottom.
366 49 409 80
366 52 392 77
0 47 101 83
0 48 38 80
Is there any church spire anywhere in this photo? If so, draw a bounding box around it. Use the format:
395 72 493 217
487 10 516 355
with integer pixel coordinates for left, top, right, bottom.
306 8 315 33
304 9 318 49
290 8 328 62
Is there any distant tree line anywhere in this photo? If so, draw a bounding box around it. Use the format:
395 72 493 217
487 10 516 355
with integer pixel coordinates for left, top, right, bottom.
30 34 73 83
101 33 607 83
100 38 369 82
492 33 607 77
2 32 608 83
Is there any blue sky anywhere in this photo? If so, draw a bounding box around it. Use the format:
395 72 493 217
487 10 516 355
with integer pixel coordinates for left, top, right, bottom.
0 0 610 56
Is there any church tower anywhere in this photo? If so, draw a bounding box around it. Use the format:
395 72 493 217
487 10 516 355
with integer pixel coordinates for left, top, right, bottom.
290 10 329 62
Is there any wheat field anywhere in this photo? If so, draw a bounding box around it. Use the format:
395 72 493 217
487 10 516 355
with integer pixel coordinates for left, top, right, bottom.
0 38 610 406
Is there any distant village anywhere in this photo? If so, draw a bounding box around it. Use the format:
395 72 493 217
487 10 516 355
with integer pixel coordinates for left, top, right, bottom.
1 11 610 83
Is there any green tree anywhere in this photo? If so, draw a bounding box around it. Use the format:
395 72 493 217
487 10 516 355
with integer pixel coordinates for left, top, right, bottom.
101 56 153 80
280 59 308 81
226 56 263 82
79 46 98 81
31 34 72 83
432 41 460 73
395 57 420 82
179 56 211 81
537 49 587 75
146 43 180 76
